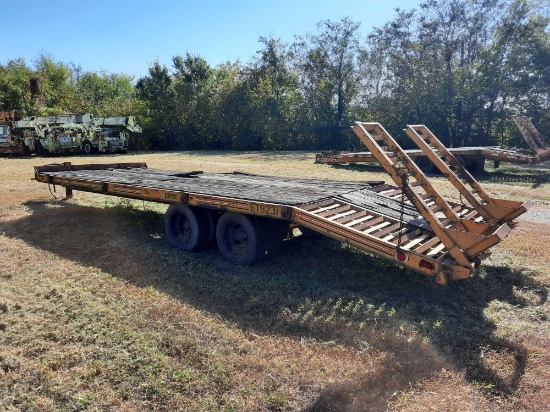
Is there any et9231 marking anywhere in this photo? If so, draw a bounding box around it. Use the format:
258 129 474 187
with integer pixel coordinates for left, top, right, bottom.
250 202 282 217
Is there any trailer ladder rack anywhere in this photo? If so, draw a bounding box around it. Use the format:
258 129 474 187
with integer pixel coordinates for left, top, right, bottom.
352 122 520 270
405 124 529 223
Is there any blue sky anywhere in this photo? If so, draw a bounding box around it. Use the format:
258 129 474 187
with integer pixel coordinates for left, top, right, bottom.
1 0 423 79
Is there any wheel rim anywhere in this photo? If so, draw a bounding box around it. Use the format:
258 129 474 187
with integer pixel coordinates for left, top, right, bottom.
224 222 248 256
172 212 192 243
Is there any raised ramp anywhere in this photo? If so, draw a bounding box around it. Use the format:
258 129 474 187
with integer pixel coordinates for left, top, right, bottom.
351 122 528 272
405 125 531 223
512 115 549 155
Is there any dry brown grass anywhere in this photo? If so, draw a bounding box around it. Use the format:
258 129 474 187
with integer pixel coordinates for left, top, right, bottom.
0 151 549 411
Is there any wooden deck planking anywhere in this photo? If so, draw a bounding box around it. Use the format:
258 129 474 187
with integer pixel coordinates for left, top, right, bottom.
45 167 388 206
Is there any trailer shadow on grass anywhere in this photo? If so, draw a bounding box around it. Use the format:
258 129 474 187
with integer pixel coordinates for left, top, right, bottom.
327 162 388 174
3 200 547 409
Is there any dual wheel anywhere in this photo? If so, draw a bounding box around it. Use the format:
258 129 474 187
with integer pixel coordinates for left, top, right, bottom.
164 205 287 265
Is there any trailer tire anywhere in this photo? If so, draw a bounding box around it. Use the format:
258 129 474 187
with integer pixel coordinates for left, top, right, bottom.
216 213 263 265
464 156 485 175
165 205 210 251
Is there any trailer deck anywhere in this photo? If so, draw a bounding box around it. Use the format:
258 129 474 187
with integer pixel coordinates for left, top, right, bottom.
34 123 531 284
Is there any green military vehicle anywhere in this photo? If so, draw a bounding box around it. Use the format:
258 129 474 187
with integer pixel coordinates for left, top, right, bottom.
5 112 142 156
10 118 46 155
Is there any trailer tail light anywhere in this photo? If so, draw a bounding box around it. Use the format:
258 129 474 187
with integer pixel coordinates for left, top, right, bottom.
419 259 435 270
396 251 408 262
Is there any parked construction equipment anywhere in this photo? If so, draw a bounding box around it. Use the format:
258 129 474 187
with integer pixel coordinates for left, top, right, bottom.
31 115 84 155
10 118 46 155
92 116 142 154
34 122 530 284
0 110 24 154
1 113 142 156
316 117 550 174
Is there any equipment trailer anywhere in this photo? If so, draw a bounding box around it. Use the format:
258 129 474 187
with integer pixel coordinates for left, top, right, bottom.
34 123 531 284
316 116 550 174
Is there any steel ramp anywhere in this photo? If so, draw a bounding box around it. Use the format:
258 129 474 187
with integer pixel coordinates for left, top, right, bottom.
405 125 531 223
293 196 472 284
351 122 519 272
512 115 549 155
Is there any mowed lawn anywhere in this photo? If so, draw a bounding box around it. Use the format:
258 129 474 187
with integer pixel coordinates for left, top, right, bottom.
1 151 549 411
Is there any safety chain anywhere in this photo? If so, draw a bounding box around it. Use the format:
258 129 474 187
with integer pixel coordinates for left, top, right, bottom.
396 167 409 250
48 182 59 199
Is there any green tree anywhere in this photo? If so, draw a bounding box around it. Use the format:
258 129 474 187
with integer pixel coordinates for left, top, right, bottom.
246 36 302 149
293 17 362 149
74 71 137 116
362 0 550 149
478 0 550 145
136 61 177 149
363 0 503 147
172 53 214 149
32 53 76 114
0 58 35 115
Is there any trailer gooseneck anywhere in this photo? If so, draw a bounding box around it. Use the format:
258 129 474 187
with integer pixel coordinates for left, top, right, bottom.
34 123 531 284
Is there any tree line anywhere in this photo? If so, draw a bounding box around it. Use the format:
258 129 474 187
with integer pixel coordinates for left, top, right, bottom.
1 0 548 151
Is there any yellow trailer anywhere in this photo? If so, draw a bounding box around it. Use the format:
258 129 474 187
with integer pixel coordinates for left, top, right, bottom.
34 123 531 284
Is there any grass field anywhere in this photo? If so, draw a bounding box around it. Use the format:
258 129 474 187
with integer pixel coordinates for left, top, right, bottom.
1 151 549 411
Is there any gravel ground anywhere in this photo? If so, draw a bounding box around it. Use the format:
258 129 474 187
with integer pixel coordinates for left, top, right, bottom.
520 207 550 224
